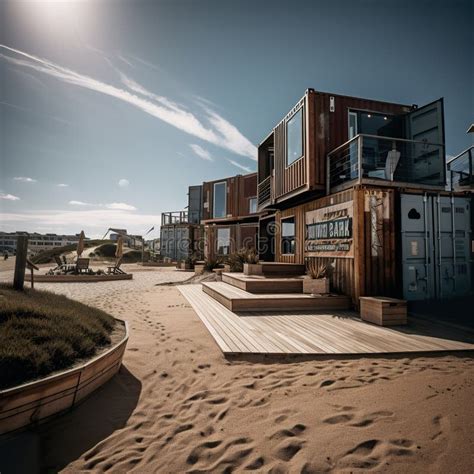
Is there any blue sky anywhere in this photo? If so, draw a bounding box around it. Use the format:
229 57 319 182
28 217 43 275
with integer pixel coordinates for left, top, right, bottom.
1 0 472 238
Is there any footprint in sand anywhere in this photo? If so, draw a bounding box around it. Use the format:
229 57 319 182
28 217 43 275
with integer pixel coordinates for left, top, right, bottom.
269 423 306 440
350 410 394 427
323 413 354 425
274 438 305 462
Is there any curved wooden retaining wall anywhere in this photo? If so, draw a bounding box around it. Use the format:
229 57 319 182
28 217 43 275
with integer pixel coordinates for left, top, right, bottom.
25 273 133 283
0 320 129 436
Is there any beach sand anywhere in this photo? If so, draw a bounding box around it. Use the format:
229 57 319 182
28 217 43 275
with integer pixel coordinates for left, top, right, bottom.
1 266 474 473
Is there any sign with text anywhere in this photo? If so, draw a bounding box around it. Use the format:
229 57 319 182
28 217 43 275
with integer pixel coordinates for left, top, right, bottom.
305 201 354 258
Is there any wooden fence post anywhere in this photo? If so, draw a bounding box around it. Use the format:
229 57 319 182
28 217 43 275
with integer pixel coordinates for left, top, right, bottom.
13 236 28 291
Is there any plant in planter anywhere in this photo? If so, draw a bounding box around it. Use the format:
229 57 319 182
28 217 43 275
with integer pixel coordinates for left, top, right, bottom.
203 257 222 272
303 260 333 295
181 254 197 270
228 247 259 272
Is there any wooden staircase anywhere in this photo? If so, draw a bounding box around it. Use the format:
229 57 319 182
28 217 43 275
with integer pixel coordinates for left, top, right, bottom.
202 268 351 312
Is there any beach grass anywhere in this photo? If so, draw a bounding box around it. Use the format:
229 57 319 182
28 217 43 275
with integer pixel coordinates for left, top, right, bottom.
0 284 115 389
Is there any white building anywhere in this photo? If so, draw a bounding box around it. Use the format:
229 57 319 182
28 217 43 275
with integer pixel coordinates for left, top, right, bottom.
0 232 86 255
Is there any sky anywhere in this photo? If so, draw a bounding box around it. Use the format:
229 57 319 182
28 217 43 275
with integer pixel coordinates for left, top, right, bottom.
0 0 472 239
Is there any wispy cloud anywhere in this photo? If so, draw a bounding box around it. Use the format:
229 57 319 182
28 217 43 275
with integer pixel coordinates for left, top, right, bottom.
57 183 69 187
228 159 253 173
118 178 130 187
14 176 37 183
0 193 20 201
0 45 257 160
106 202 136 211
190 144 213 161
69 200 136 211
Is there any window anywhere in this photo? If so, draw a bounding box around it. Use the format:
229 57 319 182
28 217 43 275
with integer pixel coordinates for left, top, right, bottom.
249 197 257 214
216 227 231 255
213 182 227 218
286 108 304 165
281 217 295 254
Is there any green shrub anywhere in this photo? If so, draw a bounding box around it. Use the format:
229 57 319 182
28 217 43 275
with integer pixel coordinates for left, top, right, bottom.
0 284 115 389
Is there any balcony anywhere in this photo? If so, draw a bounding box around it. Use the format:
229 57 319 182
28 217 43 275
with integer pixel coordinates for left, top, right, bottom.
161 210 201 226
257 175 272 209
327 134 446 192
448 146 473 190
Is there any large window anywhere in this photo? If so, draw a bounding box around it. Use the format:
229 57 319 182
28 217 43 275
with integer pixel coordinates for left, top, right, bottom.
281 217 295 254
216 227 231 255
249 197 257 214
213 181 227 218
286 108 304 165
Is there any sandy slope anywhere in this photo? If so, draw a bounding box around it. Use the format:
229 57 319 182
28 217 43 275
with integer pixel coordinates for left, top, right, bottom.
2 268 473 473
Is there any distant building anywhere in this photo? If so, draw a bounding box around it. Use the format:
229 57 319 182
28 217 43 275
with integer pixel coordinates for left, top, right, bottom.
160 185 204 261
0 231 87 255
108 229 142 249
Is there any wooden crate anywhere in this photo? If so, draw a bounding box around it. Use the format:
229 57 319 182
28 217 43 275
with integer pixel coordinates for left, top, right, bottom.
360 296 407 326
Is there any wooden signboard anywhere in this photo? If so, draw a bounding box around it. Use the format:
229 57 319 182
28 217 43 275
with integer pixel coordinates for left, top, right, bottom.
305 201 354 258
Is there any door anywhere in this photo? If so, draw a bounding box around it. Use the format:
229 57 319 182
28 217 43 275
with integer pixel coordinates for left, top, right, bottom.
259 216 276 262
434 196 471 298
401 194 435 300
404 99 445 185
401 194 471 300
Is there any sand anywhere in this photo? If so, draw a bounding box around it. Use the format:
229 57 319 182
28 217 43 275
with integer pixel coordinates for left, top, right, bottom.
1 265 474 473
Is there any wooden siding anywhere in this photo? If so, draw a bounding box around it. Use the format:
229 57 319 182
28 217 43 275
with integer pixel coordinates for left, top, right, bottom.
309 90 412 195
273 187 398 305
205 223 258 260
259 89 412 207
273 97 307 201
202 173 257 221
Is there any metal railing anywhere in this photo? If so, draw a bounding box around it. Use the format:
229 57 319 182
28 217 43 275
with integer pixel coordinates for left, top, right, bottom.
161 210 201 225
257 175 272 207
448 146 473 190
327 134 446 192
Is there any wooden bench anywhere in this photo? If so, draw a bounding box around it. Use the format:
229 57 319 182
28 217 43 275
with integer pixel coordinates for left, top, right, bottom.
360 296 407 326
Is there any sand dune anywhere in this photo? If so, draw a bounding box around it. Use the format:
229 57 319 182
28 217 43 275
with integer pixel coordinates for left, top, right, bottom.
2 267 473 473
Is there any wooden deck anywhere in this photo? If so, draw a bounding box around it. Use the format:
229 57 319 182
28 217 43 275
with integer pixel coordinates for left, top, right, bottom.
178 285 474 356
222 272 303 293
202 281 351 312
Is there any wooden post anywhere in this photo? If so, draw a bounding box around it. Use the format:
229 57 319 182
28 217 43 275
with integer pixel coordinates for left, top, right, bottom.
13 236 28 291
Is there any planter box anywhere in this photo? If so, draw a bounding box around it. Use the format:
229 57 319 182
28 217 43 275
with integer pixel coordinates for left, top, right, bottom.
180 262 194 270
243 263 263 276
0 319 128 436
303 277 330 295
194 264 205 275
360 297 407 326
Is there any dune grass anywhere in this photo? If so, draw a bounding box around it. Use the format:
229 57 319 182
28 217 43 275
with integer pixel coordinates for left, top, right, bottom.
0 284 116 390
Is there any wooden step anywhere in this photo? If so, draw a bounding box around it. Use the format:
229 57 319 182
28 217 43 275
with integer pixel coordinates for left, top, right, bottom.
202 282 351 312
244 262 306 276
222 272 303 294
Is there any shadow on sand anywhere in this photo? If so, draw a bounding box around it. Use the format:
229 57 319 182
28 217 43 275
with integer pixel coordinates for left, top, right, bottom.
0 365 141 474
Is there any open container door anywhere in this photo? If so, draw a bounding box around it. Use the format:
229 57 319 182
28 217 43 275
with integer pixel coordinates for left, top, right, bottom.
404 98 446 186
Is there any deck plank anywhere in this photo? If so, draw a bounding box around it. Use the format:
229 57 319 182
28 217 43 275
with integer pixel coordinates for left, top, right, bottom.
178 285 474 356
